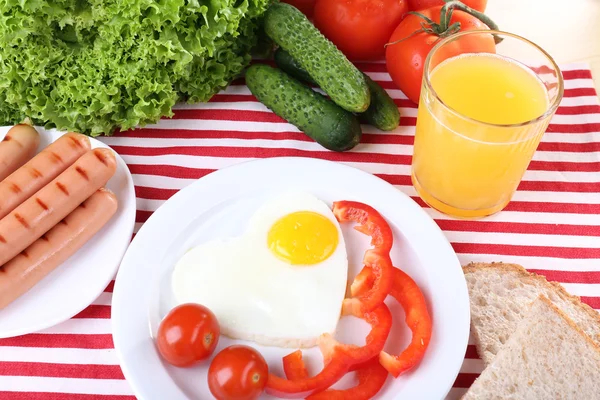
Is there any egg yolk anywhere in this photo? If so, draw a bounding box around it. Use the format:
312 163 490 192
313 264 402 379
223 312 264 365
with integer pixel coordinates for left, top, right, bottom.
267 211 339 265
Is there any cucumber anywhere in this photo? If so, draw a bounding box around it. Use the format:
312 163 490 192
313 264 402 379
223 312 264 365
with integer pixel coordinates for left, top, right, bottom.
264 3 370 113
274 47 316 85
245 64 362 152
275 49 400 131
361 74 400 131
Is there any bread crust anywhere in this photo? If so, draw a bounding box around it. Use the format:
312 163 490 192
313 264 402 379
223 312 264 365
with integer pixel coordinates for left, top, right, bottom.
462 261 600 360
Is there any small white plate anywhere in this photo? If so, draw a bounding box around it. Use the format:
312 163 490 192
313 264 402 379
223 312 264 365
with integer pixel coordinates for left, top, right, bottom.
0 127 136 338
112 157 469 400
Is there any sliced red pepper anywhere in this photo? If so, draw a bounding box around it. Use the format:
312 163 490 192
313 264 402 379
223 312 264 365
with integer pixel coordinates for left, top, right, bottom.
266 348 350 399
332 201 394 313
319 298 392 366
284 354 389 400
332 201 393 253
354 266 432 378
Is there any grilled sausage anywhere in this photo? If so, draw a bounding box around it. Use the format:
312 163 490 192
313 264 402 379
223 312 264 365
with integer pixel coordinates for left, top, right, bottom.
0 148 117 266
0 188 118 309
0 125 40 182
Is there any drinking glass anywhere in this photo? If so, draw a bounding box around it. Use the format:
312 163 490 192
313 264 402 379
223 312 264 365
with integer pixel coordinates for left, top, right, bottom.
411 30 564 219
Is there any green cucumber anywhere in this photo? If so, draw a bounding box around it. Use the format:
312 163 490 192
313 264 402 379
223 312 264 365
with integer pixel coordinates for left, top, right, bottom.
245 64 362 152
275 48 400 131
274 47 316 85
361 74 400 131
264 2 370 113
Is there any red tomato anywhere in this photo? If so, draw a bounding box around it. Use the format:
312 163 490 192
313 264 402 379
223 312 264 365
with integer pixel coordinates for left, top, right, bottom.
408 0 488 12
313 0 409 61
156 303 220 367
385 6 496 103
282 0 317 17
208 345 269 400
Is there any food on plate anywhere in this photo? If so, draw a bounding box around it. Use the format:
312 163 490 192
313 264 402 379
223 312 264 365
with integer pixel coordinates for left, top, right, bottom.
0 188 118 309
208 345 269 400
462 296 600 400
408 0 487 12
165 194 433 399
0 1 271 136
464 262 600 365
281 0 317 17
156 303 220 367
245 64 362 152
312 0 408 61
264 2 371 113
385 2 498 103
284 356 389 400
0 132 91 220
0 148 117 266
0 124 40 182
273 49 400 132
171 191 349 349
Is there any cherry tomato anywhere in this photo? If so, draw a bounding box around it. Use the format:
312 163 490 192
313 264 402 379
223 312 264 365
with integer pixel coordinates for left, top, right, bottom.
385 5 496 103
156 303 220 367
313 0 409 61
282 0 317 17
208 345 269 400
408 0 488 12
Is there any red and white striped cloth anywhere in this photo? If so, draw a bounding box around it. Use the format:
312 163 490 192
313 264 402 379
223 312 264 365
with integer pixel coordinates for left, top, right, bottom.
0 62 598 400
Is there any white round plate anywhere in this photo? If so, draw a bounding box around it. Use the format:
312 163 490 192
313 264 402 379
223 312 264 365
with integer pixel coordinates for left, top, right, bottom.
112 157 469 400
0 126 136 338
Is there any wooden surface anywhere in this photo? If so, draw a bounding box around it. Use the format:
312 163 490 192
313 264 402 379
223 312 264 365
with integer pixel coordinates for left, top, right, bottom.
486 0 600 96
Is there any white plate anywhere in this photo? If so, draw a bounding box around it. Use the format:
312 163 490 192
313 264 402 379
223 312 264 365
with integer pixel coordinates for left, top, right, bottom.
112 157 469 400
0 127 136 338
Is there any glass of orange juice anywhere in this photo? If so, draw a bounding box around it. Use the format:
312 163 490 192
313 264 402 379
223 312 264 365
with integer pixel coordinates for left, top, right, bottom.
411 30 564 219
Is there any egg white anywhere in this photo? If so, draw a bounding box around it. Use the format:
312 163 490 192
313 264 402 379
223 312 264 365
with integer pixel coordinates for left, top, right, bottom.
171 191 348 348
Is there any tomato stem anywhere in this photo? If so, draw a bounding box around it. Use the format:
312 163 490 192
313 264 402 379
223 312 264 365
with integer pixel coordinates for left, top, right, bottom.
441 0 503 43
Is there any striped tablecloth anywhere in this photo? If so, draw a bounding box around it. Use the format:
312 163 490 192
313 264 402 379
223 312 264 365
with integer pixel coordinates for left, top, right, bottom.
0 62 598 400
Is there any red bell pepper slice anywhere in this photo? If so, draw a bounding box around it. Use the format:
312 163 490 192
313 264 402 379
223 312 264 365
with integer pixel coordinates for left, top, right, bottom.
332 201 393 252
319 298 392 366
332 201 394 312
355 266 433 378
284 355 389 400
266 348 351 399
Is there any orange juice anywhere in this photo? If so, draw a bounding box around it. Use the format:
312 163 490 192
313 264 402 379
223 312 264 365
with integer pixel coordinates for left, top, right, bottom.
412 53 551 218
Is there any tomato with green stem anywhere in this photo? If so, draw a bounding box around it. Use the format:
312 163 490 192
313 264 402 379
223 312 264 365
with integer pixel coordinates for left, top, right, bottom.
408 0 487 12
313 0 409 61
385 0 499 104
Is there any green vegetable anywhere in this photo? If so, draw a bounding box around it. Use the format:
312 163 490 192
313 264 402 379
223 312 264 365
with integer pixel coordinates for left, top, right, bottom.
274 47 316 85
361 75 401 131
0 0 272 136
246 64 361 152
275 49 400 131
264 3 370 113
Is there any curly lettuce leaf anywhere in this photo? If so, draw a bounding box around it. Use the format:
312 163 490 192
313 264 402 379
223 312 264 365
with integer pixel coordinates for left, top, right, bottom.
0 0 272 136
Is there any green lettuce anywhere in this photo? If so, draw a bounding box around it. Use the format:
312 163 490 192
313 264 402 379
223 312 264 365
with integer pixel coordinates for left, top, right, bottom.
0 0 272 136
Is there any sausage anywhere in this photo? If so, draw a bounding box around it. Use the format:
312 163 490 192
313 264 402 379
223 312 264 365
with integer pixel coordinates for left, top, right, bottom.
0 188 118 309
0 148 117 266
0 124 40 182
0 132 91 220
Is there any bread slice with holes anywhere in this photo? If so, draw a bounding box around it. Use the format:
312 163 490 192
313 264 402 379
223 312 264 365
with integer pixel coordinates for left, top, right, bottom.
463 262 600 365
462 295 600 400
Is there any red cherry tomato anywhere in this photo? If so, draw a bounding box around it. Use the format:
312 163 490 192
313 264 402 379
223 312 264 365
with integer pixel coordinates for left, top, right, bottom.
208 345 269 400
282 0 317 17
385 6 496 103
408 0 488 12
313 0 409 61
156 303 220 367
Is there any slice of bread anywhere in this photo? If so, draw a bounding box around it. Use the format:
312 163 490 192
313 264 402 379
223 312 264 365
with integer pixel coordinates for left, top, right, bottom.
462 296 600 400
463 262 600 365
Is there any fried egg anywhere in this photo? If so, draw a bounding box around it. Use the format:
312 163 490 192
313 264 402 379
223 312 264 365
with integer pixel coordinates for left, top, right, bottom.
171 191 348 348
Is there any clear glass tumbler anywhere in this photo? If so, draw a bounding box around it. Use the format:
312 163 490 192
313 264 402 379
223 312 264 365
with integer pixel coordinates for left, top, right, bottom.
411 30 564 219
